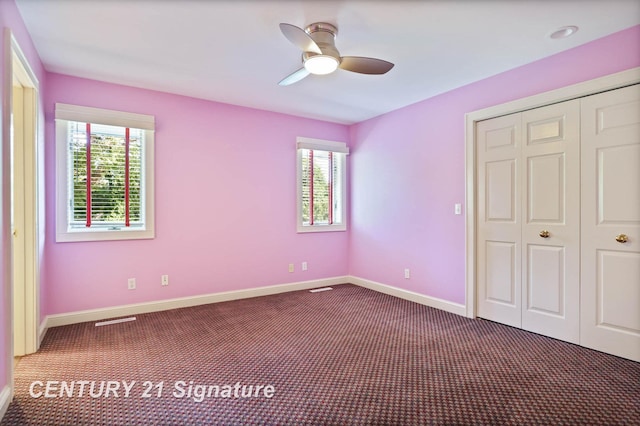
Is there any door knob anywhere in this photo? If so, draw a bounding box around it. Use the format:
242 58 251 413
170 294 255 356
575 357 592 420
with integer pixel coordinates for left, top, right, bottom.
539 230 550 238
615 234 628 243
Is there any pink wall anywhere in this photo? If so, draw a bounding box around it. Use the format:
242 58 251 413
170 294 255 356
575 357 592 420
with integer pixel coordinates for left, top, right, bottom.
348 25 640 305
1 0 47 399
43 74 350 315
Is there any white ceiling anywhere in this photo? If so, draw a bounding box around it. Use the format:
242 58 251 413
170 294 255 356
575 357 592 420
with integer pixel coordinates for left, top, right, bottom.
15 0 640 124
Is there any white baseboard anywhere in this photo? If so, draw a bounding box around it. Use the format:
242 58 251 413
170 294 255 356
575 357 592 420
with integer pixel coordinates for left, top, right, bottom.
44 276 349 329
0 385 11 422
38 318 48 347
41 275 465 334
348 276 467 317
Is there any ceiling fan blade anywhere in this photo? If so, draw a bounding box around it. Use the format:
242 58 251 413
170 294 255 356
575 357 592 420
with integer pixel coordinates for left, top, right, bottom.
278 67 310 86
279 23 322 54
339 56 394 75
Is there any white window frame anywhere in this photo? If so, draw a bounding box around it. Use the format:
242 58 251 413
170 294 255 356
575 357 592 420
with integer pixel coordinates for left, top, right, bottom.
296 137 348 233
55 103 155 242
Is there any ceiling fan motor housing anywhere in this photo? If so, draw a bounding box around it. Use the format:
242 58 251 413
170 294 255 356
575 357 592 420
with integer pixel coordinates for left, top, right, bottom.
303 22 341 61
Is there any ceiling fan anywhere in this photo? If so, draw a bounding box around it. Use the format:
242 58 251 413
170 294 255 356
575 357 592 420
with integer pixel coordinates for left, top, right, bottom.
278 22 394 86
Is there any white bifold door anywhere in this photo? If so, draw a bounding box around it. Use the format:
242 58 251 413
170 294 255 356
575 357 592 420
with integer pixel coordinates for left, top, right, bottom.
580 85 640 362
476 84 640 362
477 100 581 344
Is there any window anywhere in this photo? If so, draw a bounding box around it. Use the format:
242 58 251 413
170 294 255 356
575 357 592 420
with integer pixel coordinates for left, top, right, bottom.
55 103 155 242
296 137 348 233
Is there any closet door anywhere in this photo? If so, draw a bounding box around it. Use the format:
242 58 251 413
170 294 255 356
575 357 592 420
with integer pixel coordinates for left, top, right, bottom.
521 100 580 343
477 113 522 328
477 101 580 342
580 84 640 362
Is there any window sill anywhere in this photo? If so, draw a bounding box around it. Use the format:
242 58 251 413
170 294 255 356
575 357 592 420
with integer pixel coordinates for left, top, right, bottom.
56 228 154 243
297 224 347 233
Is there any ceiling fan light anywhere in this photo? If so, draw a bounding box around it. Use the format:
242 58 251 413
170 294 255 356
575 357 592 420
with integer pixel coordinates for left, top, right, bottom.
304 55 339 75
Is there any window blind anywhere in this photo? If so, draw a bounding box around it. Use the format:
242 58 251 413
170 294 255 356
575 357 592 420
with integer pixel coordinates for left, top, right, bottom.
68 121 143 228
300 148 343 226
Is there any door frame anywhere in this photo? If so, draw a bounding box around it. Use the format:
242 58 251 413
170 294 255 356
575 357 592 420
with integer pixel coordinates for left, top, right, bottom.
464 67 640 319
10 31 40 357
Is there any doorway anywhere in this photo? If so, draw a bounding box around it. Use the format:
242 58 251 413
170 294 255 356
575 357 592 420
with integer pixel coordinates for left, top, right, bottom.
8 32 39 359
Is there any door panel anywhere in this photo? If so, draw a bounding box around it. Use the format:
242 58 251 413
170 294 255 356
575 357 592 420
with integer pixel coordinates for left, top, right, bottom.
477 113 521 328
598 145 640 224
485 125 517 150
485 241 517 305
527 244 564 316
528 153 564 224
521 100 580 343
581 83 640 362
486 160 516 222
596 98 640 133
597 250 640 333
527 115 565 144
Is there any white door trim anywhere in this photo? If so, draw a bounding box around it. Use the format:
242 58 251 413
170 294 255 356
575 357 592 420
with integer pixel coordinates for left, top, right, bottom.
1 28 11 405
2 29 40 390
465 67 640 318
10 31 40 358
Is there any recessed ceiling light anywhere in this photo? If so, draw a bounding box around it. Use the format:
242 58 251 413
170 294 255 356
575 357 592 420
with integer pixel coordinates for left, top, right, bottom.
549 26 579 39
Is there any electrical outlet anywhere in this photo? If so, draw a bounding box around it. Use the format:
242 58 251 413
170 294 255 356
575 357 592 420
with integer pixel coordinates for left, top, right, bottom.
128 278 136 290
302 261 308 271
404 268 410 279
161 275 169 286
288 263 294 273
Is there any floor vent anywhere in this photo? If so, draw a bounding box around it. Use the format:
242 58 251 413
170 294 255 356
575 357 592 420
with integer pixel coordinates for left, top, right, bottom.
95 317 137 327
309 287 333 293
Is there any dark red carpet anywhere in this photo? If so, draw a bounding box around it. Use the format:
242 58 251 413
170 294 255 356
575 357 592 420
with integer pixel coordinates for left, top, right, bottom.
2 284 639 425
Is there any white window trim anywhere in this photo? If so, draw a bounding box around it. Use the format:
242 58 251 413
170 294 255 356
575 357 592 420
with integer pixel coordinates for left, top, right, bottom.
55 103 155 242
296 137 348 233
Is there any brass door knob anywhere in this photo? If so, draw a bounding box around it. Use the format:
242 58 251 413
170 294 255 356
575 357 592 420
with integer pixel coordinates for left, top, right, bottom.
539 230 550 238
615 234 628 243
